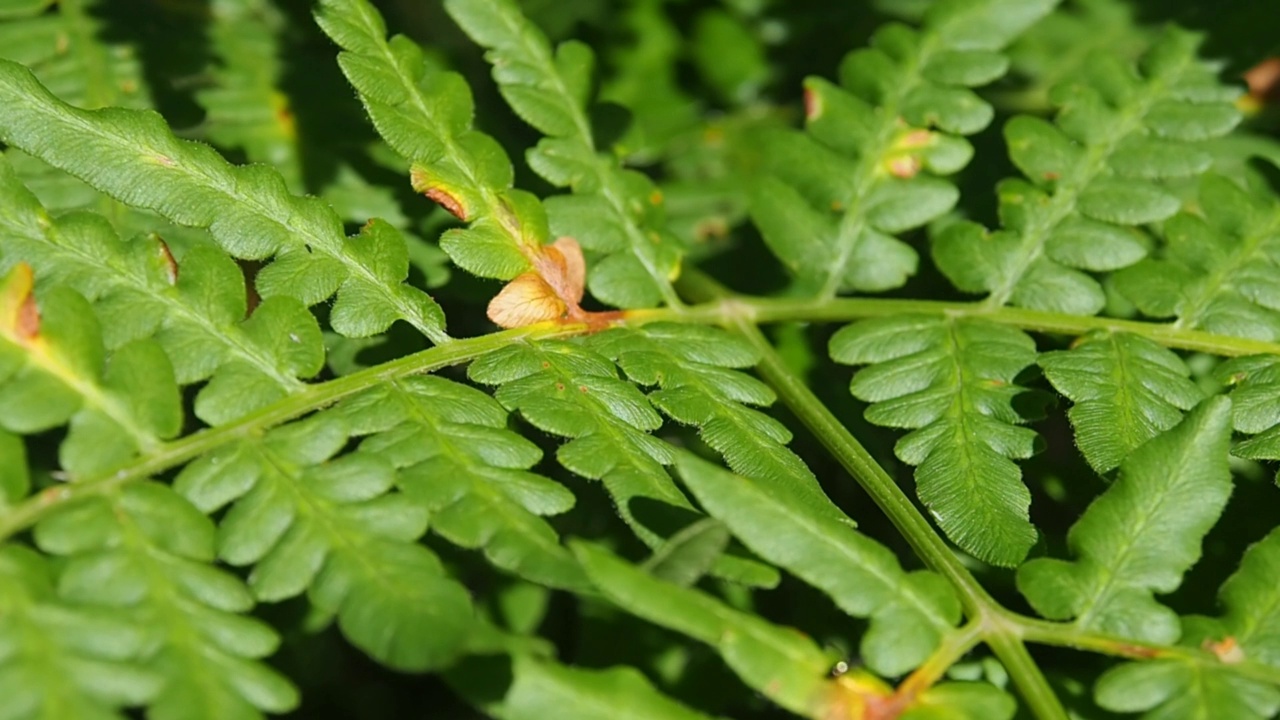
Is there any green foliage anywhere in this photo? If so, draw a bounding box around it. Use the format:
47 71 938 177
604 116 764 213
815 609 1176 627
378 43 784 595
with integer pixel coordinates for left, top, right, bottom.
1018 398 1233 643
2 1 1280 719
934 26 1242 315
1115 173 1280 340
445 0 684 308
831 315 1040 566
751 0 1055 297
1039 330 1203 472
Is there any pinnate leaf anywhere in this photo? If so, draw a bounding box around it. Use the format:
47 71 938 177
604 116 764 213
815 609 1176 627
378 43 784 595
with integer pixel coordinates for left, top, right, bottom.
0 265 181 477
0 544 160 720
0 59 446 342
1017 397 1233 643
339 374 587 590
831 315 1040 566
1114 173 1280 341
446 0 683 308
674 452 961 677
934 28 1241 315
1040 331 1202 473
498 655 714 720
573 540 832 716
588 323 838 522
175 414 474 671
751 0 1053 296
33 482 298 719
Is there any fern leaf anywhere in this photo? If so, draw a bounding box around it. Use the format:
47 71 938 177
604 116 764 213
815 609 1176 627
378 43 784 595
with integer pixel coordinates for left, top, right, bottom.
673 452 961 677
640 517 730 587
1040 330 1203 473
1114 173 1280 340
468 339 777 587
33 483 298 719
750 0 1055 297
830 315 1040 566
572 541 833 716
338 374 587 590
496 655 714 720
0 60 447 343
445 0 683 309
0 155 323 426
934 27 1242 315
0 0 149 111
198 0 302 189
902 683 1017 720
174 413 475 672
1094 660 1280 720
0 265 181 476
1216 355 1280 464
0 544 160 720
1017 397 1232 643
314 0 546 283
588 323 837 521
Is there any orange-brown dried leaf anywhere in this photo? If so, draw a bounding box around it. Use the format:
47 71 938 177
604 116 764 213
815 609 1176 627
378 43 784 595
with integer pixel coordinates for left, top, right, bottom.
487 272 566 328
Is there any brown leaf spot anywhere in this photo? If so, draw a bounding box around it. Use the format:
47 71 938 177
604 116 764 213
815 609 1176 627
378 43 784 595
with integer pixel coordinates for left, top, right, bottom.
887 155 922 179
411 165 470 221
0 263 40 344
156 237 178 285
1204 636 1245 664
804 86 822 121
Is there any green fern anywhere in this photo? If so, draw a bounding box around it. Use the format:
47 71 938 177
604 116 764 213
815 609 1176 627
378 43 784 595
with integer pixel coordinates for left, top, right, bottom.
935 27 1242 315
831 315 1041 566
3 1 1280 718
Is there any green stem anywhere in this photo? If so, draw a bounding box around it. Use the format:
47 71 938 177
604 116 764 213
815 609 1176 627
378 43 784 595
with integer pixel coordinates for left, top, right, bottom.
729 318 1068 720
1014 614 1280 687
0 322 582 542
658 275 1280 357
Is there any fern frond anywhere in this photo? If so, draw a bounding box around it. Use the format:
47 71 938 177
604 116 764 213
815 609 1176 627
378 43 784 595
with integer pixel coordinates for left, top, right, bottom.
34 482 298 718
1216 354 1280 465
1000 0 1152 112
673 452 961 677
491 655 714 720
1094 659 1280 720
1039 330 1203 473
1114 173 1280 340
572 540 835 716
173 413 475 671
0 61 447 343
198 0 302 190
934 27 1242 315
0 544 159 720
1017 398 1232 643
1097 527 1280 720
468 338 776 586
0 155 323 426
0 0 149 111
750 0 1055 298
830 315 1040 566
314 0 546 284
595 0 699 162
0 264 180 476
587 323 836 521
445 0 684 309
337 374 587 590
